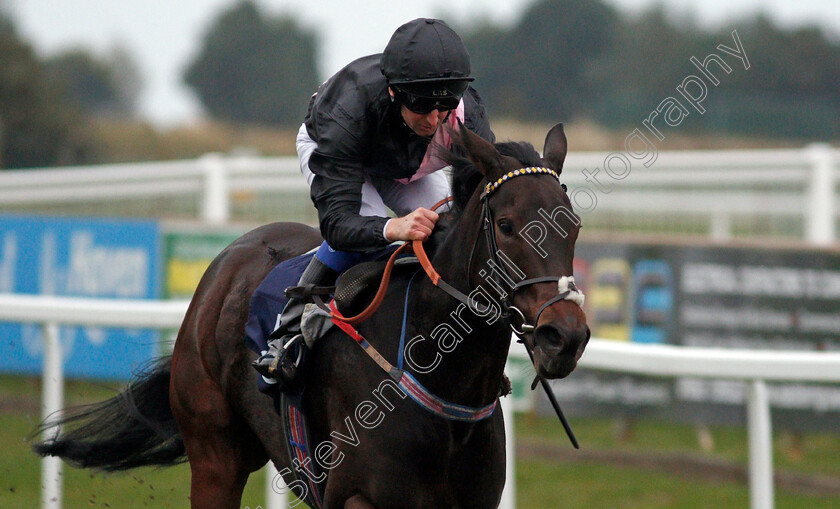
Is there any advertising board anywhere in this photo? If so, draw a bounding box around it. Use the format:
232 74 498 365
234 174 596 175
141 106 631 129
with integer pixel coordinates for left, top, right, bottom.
163 229 242 298
547 237 840 428
0 215 160 380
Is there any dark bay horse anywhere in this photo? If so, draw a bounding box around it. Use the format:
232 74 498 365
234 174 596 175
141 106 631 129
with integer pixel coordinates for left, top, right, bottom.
34 124 589 508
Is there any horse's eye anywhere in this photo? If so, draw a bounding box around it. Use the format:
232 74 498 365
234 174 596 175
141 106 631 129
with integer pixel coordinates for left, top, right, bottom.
497 219 514 236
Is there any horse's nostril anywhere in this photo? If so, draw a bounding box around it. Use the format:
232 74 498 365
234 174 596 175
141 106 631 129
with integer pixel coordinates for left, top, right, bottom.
534 324 564 351
570 326 589 348
535 324 589 353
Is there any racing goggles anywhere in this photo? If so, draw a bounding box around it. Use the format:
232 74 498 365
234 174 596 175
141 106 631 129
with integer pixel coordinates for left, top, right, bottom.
392 80 469 114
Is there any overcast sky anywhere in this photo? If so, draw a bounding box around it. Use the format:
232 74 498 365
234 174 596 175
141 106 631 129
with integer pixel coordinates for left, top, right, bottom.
6 0 839 126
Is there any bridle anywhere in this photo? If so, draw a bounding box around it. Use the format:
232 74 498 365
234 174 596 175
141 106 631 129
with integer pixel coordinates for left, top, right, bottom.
477 166 585 447
405 167 585 334
419 165 585 446
477 167 584 336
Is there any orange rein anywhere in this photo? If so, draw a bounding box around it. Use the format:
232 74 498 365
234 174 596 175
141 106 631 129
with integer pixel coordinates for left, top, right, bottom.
329 197 452 324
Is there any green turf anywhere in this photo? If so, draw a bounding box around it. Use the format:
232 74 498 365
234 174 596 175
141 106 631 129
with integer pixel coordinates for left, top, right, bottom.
515 456 840 509
2 375 838 508
515 413 840 478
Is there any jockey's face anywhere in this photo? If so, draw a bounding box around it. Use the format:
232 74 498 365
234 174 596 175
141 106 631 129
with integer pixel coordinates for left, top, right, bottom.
401 106 449 137
390 87 450 137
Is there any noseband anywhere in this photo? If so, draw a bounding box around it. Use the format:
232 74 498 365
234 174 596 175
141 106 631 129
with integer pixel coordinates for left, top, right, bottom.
479 167 585 336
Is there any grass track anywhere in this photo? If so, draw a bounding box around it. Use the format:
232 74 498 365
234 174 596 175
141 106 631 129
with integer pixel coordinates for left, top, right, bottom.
2 375 838 508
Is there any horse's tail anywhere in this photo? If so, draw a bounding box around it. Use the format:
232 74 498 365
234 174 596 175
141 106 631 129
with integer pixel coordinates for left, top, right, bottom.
32 356 186 471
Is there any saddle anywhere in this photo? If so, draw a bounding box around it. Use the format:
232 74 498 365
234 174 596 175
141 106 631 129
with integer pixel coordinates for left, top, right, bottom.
244 246 401 351
295 256 420 348
333 256 421 316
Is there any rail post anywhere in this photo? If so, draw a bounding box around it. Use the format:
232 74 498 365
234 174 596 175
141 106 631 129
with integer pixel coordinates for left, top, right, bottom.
746 380 774 509
41 321 64 509
200 152 230 224
710 210 732 241
265 461 286 509
805 144 835 245
500 383 516 509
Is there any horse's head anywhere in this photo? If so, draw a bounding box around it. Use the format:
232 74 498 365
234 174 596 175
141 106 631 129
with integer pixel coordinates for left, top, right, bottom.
452 123 590 379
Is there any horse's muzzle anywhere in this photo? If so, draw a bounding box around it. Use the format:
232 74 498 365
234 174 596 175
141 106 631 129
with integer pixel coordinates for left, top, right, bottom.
533 323 590 378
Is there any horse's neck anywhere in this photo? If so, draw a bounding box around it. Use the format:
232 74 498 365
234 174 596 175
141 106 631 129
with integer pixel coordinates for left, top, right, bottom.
405 202 511 407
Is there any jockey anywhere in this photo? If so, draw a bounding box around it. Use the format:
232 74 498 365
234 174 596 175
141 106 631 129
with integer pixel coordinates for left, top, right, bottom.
253 18 495 390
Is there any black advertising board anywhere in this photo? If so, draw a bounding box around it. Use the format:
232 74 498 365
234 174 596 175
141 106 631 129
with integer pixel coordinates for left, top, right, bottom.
545 235 840 429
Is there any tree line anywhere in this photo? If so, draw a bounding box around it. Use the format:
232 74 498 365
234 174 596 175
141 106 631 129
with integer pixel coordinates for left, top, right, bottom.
1 0 838 168
463 0 840 141
0 12 142 167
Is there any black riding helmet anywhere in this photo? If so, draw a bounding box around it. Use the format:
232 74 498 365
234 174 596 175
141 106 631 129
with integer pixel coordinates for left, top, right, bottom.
381 18 473 114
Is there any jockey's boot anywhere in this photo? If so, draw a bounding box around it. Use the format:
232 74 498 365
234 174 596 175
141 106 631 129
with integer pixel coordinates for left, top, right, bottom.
252 256 338 391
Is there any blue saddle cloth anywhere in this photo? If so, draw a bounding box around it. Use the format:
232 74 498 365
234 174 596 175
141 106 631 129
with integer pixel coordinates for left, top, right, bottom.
245 243 401 367
244 250 316 393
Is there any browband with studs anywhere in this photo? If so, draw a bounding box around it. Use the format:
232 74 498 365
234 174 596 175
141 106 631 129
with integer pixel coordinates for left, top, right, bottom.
482 167 560 198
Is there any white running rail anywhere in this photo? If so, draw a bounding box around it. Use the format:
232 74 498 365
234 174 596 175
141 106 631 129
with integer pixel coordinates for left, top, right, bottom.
1 294 840 509
1 145 837 244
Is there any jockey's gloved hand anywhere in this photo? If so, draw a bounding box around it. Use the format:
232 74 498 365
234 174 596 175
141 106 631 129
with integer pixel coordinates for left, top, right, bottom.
385 207 439 242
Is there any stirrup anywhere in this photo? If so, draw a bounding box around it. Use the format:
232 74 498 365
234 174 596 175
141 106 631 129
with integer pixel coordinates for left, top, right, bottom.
268 334 304 377
252 333 304 379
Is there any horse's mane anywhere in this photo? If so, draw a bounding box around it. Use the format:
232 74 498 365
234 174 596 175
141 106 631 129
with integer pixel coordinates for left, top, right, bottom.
424 139 543 254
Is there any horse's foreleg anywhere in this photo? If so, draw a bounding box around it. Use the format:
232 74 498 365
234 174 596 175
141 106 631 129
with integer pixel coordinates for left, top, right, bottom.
345 494 378 509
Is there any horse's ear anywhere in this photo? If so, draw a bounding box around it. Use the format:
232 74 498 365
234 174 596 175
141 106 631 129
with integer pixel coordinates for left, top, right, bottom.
452 120 503 179
542 123 567 174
